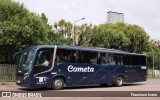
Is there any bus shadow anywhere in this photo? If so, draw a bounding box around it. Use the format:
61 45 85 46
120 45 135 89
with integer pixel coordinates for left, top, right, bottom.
64 85 112 90
19 83 145 91
123 83 145 86
64 83 144 90
18 87 53 91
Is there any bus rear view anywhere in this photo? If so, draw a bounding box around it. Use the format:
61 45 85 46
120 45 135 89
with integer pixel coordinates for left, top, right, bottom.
15 45 147 90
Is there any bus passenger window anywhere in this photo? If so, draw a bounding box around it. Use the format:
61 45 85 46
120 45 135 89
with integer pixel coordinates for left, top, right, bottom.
98 53 108 65
56 49 77 63
68 52 76 63
90 52 97 64
108 54 115 65
56 52 68 63
132 56 139 65
123 55 132 65
79 51 97 64
113 54 123 65
140 56 146 66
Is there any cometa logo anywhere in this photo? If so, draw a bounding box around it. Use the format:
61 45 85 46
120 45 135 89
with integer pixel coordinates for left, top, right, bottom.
67 65 94 72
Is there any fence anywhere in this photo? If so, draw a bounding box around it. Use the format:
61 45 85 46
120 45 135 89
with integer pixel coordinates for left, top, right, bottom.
148 68 160 78
0 64 17 82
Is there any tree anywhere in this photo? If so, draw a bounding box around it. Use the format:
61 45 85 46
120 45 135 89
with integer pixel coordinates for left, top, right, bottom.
53 19 73 44
124 24 150 53
89 23 130 50
65 22 73 38
58 19 66 36
0 0 53 63
85 22 149 53
40 13 48 23
78 24 95 46
147 39 160 70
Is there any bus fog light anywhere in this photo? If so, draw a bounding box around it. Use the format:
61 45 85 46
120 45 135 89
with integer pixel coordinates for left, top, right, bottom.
17 80 21 83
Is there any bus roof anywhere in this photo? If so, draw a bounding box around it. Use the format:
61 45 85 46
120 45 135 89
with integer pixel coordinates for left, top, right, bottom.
32 45 145 56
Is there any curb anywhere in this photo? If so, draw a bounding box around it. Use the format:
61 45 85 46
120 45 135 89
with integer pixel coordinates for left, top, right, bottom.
0 82 16 85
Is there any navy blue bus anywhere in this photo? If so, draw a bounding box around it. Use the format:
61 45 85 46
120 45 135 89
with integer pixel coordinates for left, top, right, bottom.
15 45 147 90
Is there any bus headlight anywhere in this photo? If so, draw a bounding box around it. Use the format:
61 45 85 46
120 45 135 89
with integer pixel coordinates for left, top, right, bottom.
24 75 28 80
24 73 29 80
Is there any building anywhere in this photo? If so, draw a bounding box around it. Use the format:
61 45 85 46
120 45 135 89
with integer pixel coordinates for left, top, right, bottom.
107 11 124 23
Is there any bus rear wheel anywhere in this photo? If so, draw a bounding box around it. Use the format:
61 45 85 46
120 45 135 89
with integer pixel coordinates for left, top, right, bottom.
52 77 64 90
115 76 124 87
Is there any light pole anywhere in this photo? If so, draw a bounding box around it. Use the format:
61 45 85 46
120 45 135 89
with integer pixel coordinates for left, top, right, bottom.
152 48 155 78
73 18 85 46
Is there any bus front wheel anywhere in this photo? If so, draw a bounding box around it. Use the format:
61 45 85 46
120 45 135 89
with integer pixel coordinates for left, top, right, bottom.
115 76 124 87
52 77 64 90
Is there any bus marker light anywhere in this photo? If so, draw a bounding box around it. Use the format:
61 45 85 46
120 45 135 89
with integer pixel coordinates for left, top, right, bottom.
51 72 57 75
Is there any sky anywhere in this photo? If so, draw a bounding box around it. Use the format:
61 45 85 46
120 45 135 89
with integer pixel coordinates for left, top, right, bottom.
13 0 160 41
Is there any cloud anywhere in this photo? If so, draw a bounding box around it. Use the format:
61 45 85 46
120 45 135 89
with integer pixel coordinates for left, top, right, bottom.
13 0 160 40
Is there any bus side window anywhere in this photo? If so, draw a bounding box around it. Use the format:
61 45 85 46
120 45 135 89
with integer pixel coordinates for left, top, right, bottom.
113 54 123 65
89 52 97 64
56 51 67 63
78 51 97 64
79 51 89 63
132 56 139 65
106 54 114 65
123 55 132 65
98 53 109 66
68 51 76 63
56 49 77 63
140 56 146 66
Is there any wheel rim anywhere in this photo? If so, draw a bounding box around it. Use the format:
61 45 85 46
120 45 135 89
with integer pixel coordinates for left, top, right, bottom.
117 77 123 85
54 79 62 88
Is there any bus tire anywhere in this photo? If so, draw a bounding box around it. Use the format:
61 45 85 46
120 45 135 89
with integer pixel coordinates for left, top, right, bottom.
115 76 124 87
51 77 64 90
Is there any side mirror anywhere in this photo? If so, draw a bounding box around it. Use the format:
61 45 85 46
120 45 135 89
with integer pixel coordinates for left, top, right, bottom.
13 52 21 63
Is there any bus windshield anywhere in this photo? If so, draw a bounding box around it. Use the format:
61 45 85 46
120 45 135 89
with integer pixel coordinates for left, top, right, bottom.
17 49 36 72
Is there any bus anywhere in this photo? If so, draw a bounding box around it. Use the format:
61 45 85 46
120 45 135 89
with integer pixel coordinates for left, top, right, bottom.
15 45 147 90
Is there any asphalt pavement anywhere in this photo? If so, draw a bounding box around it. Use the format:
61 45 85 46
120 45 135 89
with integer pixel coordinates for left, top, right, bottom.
0 79 160 100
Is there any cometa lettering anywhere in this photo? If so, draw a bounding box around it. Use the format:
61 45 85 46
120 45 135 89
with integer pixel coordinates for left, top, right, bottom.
67 65 94 72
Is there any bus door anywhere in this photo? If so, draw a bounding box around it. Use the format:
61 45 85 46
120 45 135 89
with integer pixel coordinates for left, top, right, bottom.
32 48 54 87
